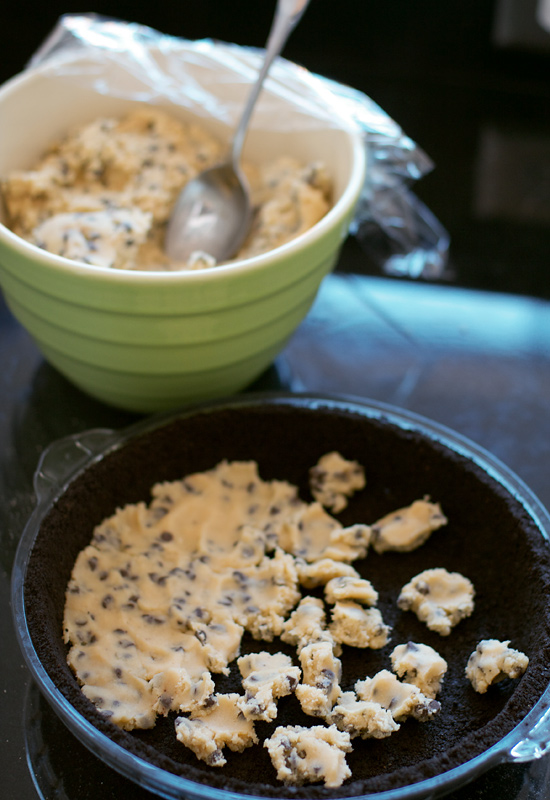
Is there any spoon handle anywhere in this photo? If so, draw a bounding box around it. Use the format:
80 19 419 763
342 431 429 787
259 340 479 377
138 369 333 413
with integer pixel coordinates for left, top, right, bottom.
231 0 311 166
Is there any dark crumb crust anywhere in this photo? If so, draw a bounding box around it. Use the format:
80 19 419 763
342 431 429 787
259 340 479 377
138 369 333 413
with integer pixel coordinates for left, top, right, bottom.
23 401 550 797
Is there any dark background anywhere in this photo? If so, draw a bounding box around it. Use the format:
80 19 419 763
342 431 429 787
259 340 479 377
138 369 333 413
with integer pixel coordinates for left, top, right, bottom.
1 0 549 299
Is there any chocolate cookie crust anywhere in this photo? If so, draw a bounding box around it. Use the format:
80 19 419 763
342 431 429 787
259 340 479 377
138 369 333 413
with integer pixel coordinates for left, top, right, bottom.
22 400 550 797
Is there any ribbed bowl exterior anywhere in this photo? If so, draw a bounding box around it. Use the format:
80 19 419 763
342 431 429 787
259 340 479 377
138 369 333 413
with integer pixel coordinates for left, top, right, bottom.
0 222 352 411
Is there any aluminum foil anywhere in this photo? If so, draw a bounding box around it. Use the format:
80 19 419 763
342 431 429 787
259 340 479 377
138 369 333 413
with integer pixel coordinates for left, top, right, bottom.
27 13 449 280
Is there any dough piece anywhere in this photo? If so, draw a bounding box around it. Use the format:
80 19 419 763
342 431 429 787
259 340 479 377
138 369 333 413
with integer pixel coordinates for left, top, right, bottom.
295 642 342 717
309 451 366 513
275 503 343 561
322 523 372 562
371 498 448 553
236 651 300 721
295 558 360 589
356 670 441 722
278 506 370 563
179 614 244 675
264 725 352 787
219 548 301 641
175 693 258 766
391 642 448 698
397 568 475 636
280 596 338 653
329 691 400 739
329 602 390 649
324 575 378 607
148 668 216 718
466 639 529 694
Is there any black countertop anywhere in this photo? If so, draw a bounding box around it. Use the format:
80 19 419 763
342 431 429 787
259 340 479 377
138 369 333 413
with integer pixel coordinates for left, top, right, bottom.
1 2 550 798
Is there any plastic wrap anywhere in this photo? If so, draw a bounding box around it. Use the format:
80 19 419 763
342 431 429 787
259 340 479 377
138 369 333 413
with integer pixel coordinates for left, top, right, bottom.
27 13 449 279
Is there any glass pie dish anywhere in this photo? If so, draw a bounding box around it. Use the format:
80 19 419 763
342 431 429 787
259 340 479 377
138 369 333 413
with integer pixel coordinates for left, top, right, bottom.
11 392 550 799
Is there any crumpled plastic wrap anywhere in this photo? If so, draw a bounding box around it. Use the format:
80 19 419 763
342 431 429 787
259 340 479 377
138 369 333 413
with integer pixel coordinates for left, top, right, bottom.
26 13 449 280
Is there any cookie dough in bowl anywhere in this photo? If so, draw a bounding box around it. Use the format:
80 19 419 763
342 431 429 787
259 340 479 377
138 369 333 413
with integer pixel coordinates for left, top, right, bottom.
0 38 366 412
12 394 550 800
2 107 333 272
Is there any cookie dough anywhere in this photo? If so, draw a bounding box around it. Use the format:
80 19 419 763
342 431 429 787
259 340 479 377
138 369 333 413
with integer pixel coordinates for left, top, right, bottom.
278 509 371 563
356 670 441 722
329 602 390 649
397 568 475 636
236 651 301 721
295 558 360 589
174 693 258 766
220 549 301 641
371 498 447 554
391 641 448 698
329 691 399 739
264 725 352 787
323 523 372 562
2 108 332 271
324 575 378 606
237 158 332 262
295 642 342 718
466 639 529 694
309 451 366 513
280 596 338 653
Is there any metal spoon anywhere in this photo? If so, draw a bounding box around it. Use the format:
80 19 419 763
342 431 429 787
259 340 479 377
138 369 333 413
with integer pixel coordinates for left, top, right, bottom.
164 0 311 264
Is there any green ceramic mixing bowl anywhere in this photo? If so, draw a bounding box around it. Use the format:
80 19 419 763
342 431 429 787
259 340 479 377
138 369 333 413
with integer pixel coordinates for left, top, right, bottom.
0 44 366 413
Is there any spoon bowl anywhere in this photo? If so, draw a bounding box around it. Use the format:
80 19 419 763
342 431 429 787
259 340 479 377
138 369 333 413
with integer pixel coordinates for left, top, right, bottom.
165 0 311 264
168 163 251 263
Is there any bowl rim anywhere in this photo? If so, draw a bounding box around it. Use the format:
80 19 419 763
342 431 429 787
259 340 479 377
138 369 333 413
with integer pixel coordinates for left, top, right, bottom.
0 57 367 283
11 391 550 800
